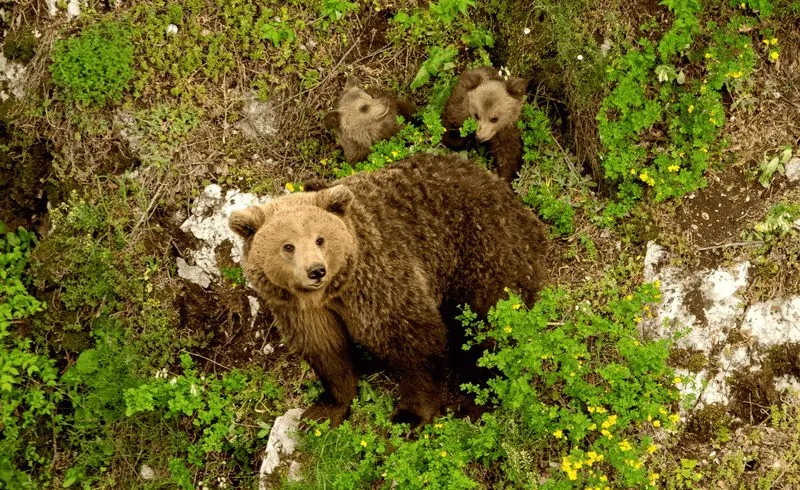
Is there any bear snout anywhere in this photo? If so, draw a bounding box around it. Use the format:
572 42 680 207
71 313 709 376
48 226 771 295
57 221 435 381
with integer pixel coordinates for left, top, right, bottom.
307 263 327 280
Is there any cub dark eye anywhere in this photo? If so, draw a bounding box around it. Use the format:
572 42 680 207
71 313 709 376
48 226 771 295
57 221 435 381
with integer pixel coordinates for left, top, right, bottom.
283 244 295 253
489 117 499 123
474 113 480 121
359 104 369 113
316 237 325 246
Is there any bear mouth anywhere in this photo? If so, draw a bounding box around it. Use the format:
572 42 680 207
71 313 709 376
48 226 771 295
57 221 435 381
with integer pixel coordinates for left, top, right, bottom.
300 279 326 291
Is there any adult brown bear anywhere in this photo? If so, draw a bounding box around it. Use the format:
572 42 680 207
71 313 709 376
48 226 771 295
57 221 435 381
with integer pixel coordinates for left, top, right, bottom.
229 153 547 427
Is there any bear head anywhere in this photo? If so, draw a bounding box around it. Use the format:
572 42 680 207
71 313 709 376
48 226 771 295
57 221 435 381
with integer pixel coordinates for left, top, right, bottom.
323 76 393 145
229 185 357 300
463 72 527 143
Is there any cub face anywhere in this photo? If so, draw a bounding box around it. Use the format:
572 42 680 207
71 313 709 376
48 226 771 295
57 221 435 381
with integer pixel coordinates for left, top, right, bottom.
324 76 392 141
464 76 526 142
229 186 357 296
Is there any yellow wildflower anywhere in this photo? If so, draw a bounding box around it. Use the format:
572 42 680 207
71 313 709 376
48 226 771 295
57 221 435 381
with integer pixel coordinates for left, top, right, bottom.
669 414 681 424
602 415 618 429
770 37 778 45
360 440 367 447
553 429 564 439
434 423 444 429
504 326 513 333
625 294 633 301
633 316 642 324
668 165 680 172
596 406 607 414
648 473 660 483
285 182 295 192
653 420 662 428
687 105 694 113
704 52 712 59
512 303 522 310
770 51 780 61
639 172 649 182
588 423 597 431
587 451 604 464
440 451 447 457
672 377 682 384
618 439 633 451
648 444 659 454
298 184 304 191
391 150 399 158
630 168 637 175
601 429 613 439
588 406 596 413
314 429 322 437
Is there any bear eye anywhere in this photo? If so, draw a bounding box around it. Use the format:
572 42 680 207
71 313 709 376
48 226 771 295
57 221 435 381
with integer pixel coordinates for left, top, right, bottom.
490 116 499 123
359 104 369 113
283 244 295 253
316 237 325 246
473 113 480 121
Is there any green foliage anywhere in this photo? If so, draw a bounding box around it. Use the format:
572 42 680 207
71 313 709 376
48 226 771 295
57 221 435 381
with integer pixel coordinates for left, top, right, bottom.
461 284 679 488
597 0 768 221
410 45 459 89
124 353 283 486
50 21 134 106
517 104 594 235
758 146 793 187
0 225 60 488
746 202 800 241
292 387 499 489
317 0 359 26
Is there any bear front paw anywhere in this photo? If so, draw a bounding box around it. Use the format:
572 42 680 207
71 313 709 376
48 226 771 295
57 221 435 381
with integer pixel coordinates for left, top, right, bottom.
301 404 350 428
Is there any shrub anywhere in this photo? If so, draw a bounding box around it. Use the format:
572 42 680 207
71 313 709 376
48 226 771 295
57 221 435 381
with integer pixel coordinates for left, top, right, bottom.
50 21 135 106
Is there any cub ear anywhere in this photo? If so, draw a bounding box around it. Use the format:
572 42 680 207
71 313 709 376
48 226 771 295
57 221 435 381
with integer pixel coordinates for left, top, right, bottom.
316 185 353 215
506 78 528 98
323 111 341 131
229 207 266 239
397 98 416 120
344 75 360 91
461 70 485 91
303 176 329 192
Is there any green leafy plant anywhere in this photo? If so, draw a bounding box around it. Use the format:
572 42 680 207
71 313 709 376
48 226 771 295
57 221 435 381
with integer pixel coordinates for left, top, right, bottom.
50 21 134 106
410 45 459 89
460 283 679 488
0 224 60 488
517 104 594 235
124 353 283 487
596 0 768 222
758 146 793 187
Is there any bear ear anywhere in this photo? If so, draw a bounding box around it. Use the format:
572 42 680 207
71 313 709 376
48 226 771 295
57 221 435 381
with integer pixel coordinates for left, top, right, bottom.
229 207 266 239
506 78 528 98
344 75 360 91
323 111 341 131
462 70 484 91
316 185 353 215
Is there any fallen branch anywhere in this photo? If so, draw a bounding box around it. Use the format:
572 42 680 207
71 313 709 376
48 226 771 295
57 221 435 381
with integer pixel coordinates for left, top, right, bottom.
697 240 763 251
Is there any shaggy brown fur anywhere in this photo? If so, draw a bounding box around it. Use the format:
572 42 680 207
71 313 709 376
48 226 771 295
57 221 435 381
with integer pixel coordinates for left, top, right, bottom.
323 76 415 163
442 66 527 183
229 153 547 427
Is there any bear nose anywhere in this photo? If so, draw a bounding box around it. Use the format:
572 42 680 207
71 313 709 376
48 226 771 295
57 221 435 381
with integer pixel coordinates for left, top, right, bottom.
307 263 326 280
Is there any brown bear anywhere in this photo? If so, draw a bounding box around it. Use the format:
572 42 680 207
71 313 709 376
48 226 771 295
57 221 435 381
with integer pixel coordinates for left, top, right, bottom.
442 66 527 183
229 153 547 427
323 75 415 164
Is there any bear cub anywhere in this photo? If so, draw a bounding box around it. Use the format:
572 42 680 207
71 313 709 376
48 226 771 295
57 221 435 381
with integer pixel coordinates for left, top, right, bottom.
229 153 547 428
442 66 527 183
324 75 415 164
